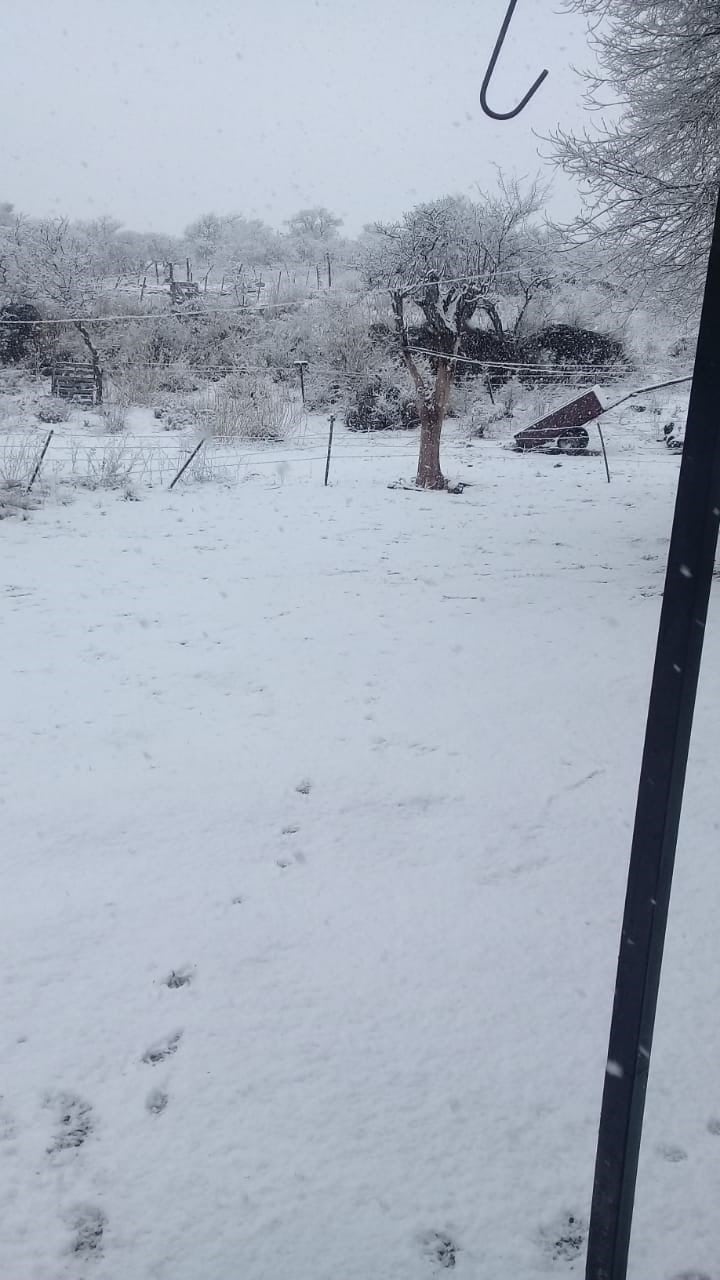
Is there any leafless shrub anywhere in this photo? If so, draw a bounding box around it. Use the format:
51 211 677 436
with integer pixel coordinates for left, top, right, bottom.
110 366 160 407
202 376 300 442
100 404 127 434
78 440 138 489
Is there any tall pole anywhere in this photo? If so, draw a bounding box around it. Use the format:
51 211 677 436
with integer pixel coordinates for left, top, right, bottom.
324 415 335 486
585 187 720 1280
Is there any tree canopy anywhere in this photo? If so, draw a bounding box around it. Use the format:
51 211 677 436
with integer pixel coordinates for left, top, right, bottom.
552 1 720 302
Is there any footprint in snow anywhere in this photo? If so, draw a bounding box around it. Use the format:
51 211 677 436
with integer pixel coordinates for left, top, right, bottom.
163 967 193 989
47 1093 93 1154
68 1205 106 1257
706 1116 720 1136
657 1142 688 1163
281 824 299 835
142 1030 183 1065
538 1212 586 1266
295 778 312 795
420 1230 458 1270
145 1087 169 1115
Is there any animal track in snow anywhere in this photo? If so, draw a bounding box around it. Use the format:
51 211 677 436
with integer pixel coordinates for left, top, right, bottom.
47 1093 93 1154
657 1142 688 1163
164 968 193 989
142 1030 183 1065
69 1205 106 1257
145 1088 169 1115
539 1212 586 1266
706 1116 720 1136
420 1230 458 1270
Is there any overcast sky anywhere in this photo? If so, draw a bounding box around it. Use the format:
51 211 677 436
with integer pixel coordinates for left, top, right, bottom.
2 0 595 236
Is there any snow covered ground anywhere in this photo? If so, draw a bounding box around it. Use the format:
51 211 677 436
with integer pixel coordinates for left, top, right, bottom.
1 423 718 1278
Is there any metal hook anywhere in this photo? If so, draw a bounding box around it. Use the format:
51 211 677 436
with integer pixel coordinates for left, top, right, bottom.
480 0 548 121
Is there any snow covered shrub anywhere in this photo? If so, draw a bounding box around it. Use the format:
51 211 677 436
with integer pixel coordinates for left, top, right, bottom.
154 362 200 393
0 439 36 490
520 324 627 380
100 404 127 434
37 397 71 424
202 376 299 442
155 401 199 431
345 373 419 432
0 303 44 365
110 366 160 407
78 440 137 489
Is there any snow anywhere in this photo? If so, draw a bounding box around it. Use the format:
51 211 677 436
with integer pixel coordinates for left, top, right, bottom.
1 426 718 1279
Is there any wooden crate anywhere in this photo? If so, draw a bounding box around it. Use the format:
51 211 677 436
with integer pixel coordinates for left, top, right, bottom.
51 362 101 405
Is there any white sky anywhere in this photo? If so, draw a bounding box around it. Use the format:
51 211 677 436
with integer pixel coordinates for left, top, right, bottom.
2 0 594 236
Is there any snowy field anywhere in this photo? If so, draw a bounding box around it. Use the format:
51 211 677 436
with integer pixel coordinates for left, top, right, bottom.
1 430 718 1279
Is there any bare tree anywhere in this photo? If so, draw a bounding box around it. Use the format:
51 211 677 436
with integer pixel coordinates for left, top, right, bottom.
551 1 720 302
363 180 551 489
6 218 107 397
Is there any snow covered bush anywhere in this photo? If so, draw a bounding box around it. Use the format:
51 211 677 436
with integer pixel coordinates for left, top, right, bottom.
0 439 36 490
37 397 71 424
100 404 127 434
75 440 137 489
345 373 419 432
201 376 299 442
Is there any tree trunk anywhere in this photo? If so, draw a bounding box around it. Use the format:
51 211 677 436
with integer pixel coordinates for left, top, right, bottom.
416 406 445 489
74 321 103 405
391 291 453 490
414 355 454 489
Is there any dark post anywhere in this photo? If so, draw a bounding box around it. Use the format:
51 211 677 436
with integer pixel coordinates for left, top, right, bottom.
597 423 611 483
294 360 309 406
169 439 206 490
585 187 720 1280
316 264 321 290
326 252 332 288
324 415 335 486
26 430 54 492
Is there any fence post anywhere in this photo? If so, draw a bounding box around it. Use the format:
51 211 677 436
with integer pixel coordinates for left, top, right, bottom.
294 360 309 406
26 430 54 492
597 423 611 483
169 439 205 490
324 415 335 486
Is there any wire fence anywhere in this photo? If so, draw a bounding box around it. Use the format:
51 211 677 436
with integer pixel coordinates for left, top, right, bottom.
0 409 685 498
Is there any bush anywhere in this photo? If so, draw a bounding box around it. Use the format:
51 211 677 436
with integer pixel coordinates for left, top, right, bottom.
520 324 627 376
100 405 127 434
0 439 37 490
37 397 71 424
0 303 44 365
201 375 299 442
345 374 419 432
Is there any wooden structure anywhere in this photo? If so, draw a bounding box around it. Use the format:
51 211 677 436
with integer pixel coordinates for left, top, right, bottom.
51 361 102 406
